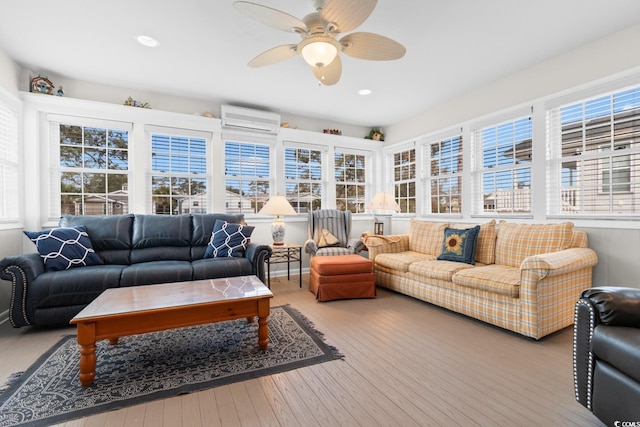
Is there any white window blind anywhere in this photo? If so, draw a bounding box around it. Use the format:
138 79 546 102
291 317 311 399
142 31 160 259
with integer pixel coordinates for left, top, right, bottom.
334 148 368 213
472 115 532 215
391 148 416 213
284 144 324 213
224 140 270 214
546 85 640 217
0 98 19 221
425 134 463 214
149 128 209 215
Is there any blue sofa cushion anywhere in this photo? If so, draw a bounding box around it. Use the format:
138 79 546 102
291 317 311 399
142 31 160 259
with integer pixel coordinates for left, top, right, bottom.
119 260 193 287
192 257 253 280
60 214 133 265
24 226 104 272
204 220 255 258
437 225 480 265
131 215 192 263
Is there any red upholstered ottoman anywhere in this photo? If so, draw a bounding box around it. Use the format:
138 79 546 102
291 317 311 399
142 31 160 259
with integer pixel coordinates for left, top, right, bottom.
309 254 376 302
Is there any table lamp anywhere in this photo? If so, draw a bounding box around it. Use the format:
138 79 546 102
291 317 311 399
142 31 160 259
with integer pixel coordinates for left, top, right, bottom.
259 194 297 245
367 192 401 235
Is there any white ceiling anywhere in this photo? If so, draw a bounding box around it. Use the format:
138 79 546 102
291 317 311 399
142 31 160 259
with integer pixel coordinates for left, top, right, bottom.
1 0 640 127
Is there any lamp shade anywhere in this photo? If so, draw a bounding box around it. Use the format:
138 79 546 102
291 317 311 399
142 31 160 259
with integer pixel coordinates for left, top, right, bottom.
259 195 297 217
367 192 400 212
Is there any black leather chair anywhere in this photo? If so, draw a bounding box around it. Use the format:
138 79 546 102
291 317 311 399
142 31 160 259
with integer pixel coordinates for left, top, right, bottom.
573 287 640 426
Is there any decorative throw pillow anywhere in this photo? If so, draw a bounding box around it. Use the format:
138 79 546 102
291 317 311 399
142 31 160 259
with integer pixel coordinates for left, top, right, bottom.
437 225 481 265
318 229 340 247
24 226 103 272
204 220 255 258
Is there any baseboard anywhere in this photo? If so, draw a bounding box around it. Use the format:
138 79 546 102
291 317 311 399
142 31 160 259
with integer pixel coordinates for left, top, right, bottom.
0 309 8 325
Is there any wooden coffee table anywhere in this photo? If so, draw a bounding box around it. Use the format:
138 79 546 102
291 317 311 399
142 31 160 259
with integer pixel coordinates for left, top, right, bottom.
69 275 273 387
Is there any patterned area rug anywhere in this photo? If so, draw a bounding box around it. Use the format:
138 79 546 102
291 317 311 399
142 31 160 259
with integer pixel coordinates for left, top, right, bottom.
0 305 342 427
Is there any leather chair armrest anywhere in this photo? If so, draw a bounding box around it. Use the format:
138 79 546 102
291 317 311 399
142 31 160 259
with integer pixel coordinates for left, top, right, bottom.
581 287 640 327
244 243 272 284
0 252 46 327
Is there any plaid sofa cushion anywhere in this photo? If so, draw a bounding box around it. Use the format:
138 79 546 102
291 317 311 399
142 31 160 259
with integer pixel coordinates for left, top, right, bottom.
452 264 521 298
495 221 574 268
450 220 497 265
375 251 435 273
409 220 449 256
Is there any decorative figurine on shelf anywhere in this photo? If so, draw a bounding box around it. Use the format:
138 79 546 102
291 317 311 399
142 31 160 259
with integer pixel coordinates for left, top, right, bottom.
365 128 384 141
323 129 342 135
30 75 54 95
56 86 64 97
124 96 151 109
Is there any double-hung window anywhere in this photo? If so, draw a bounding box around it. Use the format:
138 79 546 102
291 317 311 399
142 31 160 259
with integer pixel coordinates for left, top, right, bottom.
284 145 323 213
149 128 209 215
52 117 131 217
224 141 270 214
427 135 463 214
473 116 532 214
547 85 640 216
334 149 367 213
0 94 19 222
391 148 416 213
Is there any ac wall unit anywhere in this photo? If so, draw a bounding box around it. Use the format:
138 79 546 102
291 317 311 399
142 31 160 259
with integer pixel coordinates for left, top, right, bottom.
221 105 281 134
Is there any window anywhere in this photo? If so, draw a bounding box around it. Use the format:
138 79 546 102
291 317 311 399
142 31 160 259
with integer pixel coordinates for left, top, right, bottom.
427 135 463 214
334 150 366 213
392 148 416 213
224 141 270 214
0 96 19 221
285 146 322 213
58 123 129 216
547 85 640 216
151 132 207 215
473 116 532 214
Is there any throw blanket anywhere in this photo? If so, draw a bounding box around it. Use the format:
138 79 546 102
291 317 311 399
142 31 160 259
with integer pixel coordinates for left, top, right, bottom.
361 231 401 248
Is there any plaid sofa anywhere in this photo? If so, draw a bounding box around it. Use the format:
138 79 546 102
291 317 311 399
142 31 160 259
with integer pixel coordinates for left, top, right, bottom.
367 220 598 339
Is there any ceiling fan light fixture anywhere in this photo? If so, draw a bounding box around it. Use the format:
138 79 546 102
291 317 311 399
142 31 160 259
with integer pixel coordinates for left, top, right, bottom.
299 36 339 68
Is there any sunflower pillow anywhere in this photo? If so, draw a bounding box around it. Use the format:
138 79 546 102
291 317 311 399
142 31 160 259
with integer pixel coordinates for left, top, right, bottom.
437 225 481 265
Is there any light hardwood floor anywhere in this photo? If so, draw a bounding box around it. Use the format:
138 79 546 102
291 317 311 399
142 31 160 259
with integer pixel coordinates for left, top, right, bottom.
0 275 604 427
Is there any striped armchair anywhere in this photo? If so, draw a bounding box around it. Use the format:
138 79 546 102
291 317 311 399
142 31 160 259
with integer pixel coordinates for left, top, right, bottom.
304 209 364 257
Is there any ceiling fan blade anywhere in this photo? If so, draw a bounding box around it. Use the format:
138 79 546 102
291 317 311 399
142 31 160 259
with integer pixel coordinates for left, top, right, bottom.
340 32 406 60
248 44 298 67
311 55 342 86
321 0 377 33
234 1 306 33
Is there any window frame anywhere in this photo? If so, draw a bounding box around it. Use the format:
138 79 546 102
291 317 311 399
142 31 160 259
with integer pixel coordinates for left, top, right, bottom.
223 138 272 215
546 83 640 218
48 115 132 219
0 89 21 226
390 147 417 214
333 147 369 213
471 113 533 216
147 126 210 215
283 142 325 213
423 134 464 215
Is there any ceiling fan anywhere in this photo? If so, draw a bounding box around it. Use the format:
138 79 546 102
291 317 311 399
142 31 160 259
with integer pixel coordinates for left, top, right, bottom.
233 0 406 86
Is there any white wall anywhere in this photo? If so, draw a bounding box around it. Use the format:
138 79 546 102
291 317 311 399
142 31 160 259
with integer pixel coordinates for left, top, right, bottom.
387 23 640 143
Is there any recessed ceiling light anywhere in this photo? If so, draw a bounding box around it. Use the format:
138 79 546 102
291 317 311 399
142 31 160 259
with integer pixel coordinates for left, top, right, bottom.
137 35 159 48
358 89 372 96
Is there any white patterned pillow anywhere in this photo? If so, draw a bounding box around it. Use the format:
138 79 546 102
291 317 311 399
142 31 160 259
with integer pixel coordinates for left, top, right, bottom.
204 220 255 258
24 226 103 272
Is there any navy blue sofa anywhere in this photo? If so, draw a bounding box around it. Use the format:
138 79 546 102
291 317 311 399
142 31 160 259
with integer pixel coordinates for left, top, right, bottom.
0 213 271 328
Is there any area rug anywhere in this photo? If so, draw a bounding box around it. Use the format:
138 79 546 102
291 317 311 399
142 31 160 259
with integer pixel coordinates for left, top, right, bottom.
0 305 342 427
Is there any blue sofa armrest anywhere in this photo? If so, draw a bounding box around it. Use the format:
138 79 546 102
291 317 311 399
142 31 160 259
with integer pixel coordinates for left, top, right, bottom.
0 252 45 327
244 243 272 284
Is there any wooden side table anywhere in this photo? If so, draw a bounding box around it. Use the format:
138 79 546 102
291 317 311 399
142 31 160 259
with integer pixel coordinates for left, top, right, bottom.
267 243 302 288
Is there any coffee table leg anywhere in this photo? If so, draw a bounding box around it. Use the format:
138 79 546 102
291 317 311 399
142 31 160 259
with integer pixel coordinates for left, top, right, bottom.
257 299 270 350
76 323 97 387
